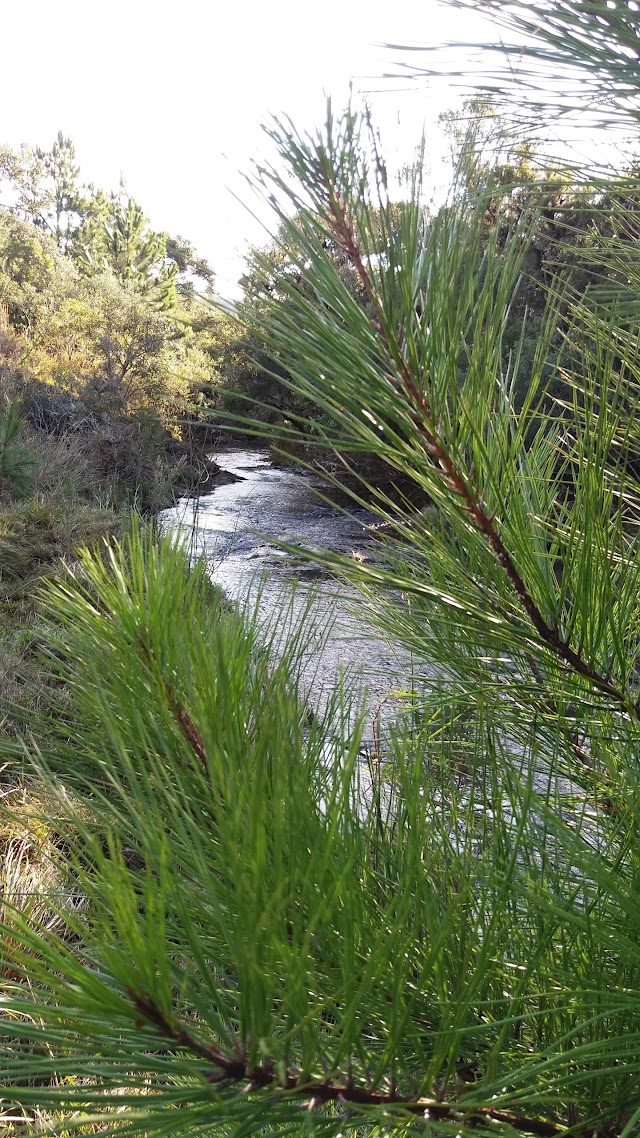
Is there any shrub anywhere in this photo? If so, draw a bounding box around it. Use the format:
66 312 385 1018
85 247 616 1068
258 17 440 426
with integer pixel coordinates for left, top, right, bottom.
0 398 36 500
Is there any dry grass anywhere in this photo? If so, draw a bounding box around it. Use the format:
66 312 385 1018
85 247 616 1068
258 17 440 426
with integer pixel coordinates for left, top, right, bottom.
0 782 94 1136
0 394 200 1135
0 785 75 959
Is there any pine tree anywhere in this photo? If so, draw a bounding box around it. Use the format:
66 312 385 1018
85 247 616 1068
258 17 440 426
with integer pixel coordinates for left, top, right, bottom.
0 134 85 250
77 186 177 308
34 131 85 252
0 398 36 498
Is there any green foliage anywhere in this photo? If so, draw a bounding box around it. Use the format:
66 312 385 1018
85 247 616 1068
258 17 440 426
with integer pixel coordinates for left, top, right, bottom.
0 134 216 308
8 5 640 1136
1 132 87 256
0 211 63 330
165 233 216 296
0 398 36 499
424 0 640 133
4 113 640 1138
34 131 85 253
76 188 178 309
227 207 410 435
0 528 610 1138
0 199 221 424
0 133 225 492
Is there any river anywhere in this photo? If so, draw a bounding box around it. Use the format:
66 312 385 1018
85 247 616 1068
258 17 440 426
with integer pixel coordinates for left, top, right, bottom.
162 448 571 805
162 448 419 734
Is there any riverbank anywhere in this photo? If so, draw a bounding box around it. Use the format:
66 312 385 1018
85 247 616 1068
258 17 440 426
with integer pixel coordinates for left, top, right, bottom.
0 400 224 740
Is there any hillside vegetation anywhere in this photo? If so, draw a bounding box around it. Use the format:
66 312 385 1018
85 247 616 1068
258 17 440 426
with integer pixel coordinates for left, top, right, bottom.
0 135 236 731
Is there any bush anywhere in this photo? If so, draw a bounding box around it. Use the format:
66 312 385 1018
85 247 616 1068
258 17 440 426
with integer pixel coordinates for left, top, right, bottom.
0 398 36 500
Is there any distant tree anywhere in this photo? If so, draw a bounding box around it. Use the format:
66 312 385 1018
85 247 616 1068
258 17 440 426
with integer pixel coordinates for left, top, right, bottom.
33 131 86 252
73 187 177 309
0 137 219 314
0 209 63 330
0 206 217 416
165 234 216 296
0 134 87 254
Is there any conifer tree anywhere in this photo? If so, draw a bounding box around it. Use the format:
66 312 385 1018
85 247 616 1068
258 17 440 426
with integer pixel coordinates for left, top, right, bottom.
34 131 85 253
78 187 178 308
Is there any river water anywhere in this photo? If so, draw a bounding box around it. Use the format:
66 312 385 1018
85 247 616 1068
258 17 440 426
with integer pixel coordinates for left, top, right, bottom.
162 449 571 807
162 448 417 733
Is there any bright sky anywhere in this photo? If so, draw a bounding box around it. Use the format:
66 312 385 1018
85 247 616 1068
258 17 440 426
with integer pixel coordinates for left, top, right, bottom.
0 0 499 298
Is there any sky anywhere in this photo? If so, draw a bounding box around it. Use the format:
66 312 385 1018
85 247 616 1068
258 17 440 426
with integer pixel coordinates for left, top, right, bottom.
0 0 496 299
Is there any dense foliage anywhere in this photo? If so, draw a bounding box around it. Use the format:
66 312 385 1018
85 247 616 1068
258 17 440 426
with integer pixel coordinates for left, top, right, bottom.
0 139 230 741
0 134 236 476
0 133 245 720
225 108 640 457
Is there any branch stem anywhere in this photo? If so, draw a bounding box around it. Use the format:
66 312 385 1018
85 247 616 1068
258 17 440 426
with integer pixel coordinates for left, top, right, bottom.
127 988 565 1138
323 183 637 721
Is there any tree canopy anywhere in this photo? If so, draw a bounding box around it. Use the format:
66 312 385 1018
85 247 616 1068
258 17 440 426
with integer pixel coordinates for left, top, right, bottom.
0 135 229 423
0 134 216 307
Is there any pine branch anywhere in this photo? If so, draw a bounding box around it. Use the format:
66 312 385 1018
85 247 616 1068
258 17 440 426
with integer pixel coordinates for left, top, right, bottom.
127 988 566 1137
322 178 639 721
528 651 624 803
138 636 209 771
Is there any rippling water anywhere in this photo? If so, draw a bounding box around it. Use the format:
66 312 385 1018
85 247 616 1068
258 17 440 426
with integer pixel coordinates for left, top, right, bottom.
162 449 565 808
161 448 417 729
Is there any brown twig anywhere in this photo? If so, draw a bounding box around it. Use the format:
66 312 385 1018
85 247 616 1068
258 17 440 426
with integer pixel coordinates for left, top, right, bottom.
127 988 565 1137
164 683 208 770
138 636 209 772
321 179 639 722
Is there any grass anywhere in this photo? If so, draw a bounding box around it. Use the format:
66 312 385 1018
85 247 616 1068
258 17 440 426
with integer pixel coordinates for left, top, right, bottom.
0 495 127 736
0 451 159 1135
0 391 215 736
